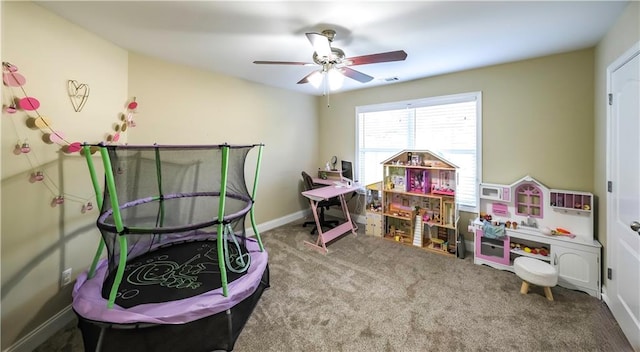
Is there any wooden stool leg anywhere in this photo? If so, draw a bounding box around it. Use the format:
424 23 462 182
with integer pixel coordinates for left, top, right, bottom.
520 281 529 294
543 287 554 301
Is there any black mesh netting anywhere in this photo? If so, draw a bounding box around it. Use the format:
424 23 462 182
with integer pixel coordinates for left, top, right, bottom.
96 144 258 303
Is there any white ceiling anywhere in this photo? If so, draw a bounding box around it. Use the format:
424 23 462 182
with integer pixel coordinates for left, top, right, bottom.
36 1 629 96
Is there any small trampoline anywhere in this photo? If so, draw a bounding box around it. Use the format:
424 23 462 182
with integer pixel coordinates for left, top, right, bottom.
74 144 268 352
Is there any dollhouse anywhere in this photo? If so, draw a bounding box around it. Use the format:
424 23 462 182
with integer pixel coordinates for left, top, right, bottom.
380 150 459 256
474 175 602 298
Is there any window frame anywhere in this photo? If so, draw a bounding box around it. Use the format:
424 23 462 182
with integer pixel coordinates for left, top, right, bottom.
355 91 482 213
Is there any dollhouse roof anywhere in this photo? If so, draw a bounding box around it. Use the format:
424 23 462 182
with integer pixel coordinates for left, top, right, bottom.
381 149 458 169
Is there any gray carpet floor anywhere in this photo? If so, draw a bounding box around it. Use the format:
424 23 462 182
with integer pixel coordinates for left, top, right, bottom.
35 220 633 352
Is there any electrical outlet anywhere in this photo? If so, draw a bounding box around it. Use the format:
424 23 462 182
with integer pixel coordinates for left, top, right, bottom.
61 268 72 286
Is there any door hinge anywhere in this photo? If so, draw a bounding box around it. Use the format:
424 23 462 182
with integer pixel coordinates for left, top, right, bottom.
608 93 613 105
607 267 612 280
608 181 613 193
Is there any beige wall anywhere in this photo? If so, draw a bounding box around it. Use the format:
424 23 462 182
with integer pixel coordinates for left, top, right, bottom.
594 1 639 284
0 2 318 349
320 49 596 241
1 2 128 348
126 52 318 223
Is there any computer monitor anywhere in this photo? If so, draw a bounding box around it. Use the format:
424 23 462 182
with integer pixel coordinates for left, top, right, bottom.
341 160 353 182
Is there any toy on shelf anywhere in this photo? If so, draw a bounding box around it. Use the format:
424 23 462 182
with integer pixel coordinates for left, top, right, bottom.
428 238 446 251
407 169 429 193
430 170 456 196
390 226 410 243
389 203 415 219
431 184 455 196
541 226 577 239
510 242 550 257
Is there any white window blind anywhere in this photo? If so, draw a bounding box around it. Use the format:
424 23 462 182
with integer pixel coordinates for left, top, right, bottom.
356 92 482 211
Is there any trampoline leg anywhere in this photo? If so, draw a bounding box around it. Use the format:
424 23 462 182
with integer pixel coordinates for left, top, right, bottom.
95 326 106 352
226 309 233 352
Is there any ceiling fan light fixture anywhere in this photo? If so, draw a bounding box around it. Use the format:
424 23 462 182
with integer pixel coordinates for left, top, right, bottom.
328 69 344 90
307 71 324 88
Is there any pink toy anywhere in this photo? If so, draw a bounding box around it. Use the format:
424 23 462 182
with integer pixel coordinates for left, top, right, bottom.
30 171 44 182
51 195 65 206
20 142 31 153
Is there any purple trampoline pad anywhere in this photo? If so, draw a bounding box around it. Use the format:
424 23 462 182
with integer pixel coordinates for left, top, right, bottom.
73 237 267 325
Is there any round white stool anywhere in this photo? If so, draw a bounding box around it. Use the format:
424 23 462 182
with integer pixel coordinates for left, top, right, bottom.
513 256 558 301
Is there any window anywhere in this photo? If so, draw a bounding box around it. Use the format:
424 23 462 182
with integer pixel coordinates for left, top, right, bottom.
356 92 482 211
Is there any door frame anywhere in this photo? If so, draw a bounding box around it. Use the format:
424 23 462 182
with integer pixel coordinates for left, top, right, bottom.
604 39 640 346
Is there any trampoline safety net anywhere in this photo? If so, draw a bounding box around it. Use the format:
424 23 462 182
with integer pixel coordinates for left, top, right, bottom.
75 143 268 352
82 144 265 308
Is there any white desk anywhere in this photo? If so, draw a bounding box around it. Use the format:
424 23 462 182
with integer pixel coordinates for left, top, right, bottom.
313 177 365 193
302 184 359 254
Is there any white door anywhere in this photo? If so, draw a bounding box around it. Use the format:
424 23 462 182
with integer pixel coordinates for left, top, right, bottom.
607 42 640 351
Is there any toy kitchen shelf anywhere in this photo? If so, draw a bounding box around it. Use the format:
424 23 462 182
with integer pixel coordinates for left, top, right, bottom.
381 150 459 256
549 190 593 213
474 176 601 299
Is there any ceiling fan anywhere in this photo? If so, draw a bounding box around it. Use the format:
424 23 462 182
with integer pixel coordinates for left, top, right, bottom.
253 29 407 87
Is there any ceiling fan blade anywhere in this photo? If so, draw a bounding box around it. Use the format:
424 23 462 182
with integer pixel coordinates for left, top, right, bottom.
340 67 374 83
253 60 314 66
345 50 408 66
297 70 321 84
305 32 332 59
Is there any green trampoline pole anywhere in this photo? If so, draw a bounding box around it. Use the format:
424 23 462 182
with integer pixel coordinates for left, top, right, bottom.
99 146 128 309
249 144 265 252
82 145 106 279
217 145 230 297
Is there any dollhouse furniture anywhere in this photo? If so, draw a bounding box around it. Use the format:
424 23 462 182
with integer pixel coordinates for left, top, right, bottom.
474 175 602 299
381 150 459 256
301 181 359 254
365 182 383 237
514 256 559 301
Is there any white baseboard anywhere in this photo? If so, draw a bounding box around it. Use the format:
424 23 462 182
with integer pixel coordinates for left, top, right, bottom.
601 284 610 305
4 305 75 352
245 209 307 236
